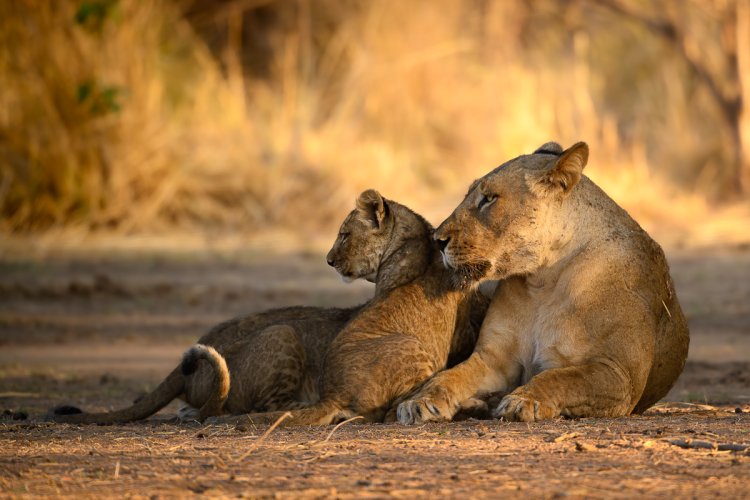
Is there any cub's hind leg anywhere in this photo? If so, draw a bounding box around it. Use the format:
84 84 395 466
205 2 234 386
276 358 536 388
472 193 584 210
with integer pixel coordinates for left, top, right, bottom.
225 324 311 414
183 324 310 417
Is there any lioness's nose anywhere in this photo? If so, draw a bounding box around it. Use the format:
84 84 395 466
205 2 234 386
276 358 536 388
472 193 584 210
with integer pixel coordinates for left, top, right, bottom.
436 236 451 252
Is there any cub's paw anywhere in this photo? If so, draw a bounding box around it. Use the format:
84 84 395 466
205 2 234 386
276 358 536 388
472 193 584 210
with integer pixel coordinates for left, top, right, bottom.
396 398 451 425
453 397 491 420
177 404 201 422
492 394 557 422
383 406 399 423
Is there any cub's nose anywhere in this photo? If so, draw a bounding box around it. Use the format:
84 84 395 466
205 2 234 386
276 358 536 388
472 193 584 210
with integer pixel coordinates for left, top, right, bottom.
436 236 451 252
326 256 335 267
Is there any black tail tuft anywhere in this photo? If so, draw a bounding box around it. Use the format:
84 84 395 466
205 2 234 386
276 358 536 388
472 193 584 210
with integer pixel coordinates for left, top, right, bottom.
181 347 200 375
53 405 83 415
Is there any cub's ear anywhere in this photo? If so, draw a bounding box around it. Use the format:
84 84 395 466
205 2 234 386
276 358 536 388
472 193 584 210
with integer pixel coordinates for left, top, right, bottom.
537 142 588 196
533 142 563 155
356 189 388 229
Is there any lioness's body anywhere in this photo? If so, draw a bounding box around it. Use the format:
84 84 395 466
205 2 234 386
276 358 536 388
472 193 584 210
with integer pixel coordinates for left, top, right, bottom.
398 142 689 423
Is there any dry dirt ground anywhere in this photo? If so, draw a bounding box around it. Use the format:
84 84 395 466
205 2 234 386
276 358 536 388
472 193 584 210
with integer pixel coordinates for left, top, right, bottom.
0 243 749 498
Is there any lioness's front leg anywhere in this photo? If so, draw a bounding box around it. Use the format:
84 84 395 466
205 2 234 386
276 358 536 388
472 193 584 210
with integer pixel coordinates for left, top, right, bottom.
397 348 518 424
493 361 636 422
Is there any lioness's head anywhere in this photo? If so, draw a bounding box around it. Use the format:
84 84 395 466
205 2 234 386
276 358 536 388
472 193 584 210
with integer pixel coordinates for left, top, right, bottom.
435 141 589 287
326 189 396 283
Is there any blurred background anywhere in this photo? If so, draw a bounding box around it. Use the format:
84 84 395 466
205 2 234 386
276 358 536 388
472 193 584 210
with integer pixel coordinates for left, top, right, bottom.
1 0 749 249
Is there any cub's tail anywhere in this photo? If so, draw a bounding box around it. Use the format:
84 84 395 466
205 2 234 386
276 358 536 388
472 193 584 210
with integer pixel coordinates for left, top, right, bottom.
181 344 231 420
52 366 184 425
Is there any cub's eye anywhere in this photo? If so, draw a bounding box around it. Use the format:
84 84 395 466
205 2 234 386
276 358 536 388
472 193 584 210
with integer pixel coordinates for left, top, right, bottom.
339 233 349 243
477 194 497 211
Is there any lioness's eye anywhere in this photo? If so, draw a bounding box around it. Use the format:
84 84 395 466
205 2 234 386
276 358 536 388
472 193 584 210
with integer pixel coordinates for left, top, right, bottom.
478 194 497 210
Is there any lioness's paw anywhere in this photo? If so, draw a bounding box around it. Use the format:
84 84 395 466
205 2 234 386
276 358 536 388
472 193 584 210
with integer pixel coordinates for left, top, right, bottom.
396 399 450 425
492 394 557 422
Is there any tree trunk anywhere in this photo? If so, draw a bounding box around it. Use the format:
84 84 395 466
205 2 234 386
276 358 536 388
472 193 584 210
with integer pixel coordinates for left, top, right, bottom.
737 0 750 194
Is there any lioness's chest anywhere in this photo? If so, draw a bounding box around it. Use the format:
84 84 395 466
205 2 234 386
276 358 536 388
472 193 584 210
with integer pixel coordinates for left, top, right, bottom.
486 277 590 379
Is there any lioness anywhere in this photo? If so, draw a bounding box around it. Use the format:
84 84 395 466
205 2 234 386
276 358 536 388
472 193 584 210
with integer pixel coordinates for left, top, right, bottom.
397 141 689 423
53 190 486 425
218 191 489 426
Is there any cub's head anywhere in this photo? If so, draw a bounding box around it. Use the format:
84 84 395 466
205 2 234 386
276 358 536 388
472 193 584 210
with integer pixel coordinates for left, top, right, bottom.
435 141 589 287
326 189 396 283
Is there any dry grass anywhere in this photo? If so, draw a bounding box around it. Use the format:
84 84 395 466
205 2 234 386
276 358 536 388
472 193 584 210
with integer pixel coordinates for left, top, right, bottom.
0 0 748 246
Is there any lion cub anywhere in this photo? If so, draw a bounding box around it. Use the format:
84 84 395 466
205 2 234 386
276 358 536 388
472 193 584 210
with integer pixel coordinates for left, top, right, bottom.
53 190 484 424
223 191 486 426
53 301 362 425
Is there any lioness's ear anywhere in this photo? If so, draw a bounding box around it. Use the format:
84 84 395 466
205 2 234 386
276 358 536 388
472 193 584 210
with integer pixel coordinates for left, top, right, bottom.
533 142 563 155
542 142 588 195
356 189 387 229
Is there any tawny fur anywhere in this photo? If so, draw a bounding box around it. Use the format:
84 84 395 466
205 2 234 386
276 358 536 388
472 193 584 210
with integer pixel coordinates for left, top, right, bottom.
52 190 487 425
211 191 489 427
397 141 690 424
51 306 360 424
180 345 231 420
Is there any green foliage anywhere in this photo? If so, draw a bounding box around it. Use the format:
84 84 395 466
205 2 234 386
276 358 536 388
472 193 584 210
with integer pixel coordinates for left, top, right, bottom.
74 0 118 31
76 80 124 115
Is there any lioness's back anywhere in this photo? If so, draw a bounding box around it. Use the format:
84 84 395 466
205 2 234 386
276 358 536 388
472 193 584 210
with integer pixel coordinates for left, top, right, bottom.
570 174 690 411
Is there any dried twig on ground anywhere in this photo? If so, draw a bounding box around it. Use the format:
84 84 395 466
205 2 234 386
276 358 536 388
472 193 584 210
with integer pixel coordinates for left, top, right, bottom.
235 412 291 461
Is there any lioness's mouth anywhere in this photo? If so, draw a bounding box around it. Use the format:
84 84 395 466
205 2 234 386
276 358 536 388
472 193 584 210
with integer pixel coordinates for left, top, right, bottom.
449 260 492 289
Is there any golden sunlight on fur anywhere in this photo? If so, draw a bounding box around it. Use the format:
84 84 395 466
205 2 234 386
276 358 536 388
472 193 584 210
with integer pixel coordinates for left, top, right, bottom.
398 142 689 423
